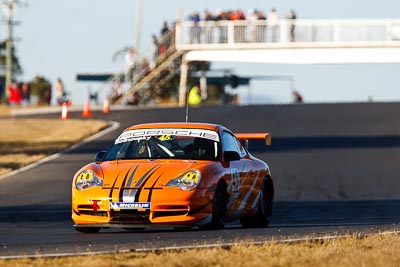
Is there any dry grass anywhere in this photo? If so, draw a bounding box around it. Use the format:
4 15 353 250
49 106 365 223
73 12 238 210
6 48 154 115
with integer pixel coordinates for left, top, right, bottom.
0 105 11 116
0 118 108 175
1 233 399 267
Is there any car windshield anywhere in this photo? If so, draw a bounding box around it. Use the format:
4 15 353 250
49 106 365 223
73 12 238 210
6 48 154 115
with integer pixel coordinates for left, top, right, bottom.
104 128 220 161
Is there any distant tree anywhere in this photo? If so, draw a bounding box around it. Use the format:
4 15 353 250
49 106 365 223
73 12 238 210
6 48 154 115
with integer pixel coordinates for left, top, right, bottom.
29 76 52 105
0 40 23 78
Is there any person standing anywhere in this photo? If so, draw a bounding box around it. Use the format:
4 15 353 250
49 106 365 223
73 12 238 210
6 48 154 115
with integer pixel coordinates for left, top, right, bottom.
55 78 65 105
160 21 170 50
287 9 297 42
7 81 21 106
150 34 160 69
22 82 31 105
268 8 279 42
292 90 304 103
124 48 136 84
189 13 201 44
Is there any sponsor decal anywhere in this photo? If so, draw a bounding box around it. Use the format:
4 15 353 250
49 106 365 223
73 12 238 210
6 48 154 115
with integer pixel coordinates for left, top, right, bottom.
110 202 151 210
231 168 240 192
115 128 220 144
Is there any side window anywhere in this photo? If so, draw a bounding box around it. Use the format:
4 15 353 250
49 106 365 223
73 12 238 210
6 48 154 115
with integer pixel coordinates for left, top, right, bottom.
222 131 247 157
235 138 247 157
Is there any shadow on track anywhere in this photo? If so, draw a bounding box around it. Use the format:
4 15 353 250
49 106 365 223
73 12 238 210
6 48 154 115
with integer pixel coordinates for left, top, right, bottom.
2 200 400 227
0 204 70 223
272 200 400 226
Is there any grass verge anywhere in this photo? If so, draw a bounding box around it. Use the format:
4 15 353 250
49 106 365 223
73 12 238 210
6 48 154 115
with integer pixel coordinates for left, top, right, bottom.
0 118 108 176
1 233 399 266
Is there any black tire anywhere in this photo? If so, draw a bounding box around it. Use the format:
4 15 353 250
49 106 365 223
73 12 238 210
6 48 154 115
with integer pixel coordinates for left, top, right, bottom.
75 227 101 233
201 181 228 230
240 176 273 228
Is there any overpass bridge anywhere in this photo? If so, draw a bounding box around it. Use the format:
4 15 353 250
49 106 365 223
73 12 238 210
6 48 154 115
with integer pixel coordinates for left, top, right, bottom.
113 18 400 106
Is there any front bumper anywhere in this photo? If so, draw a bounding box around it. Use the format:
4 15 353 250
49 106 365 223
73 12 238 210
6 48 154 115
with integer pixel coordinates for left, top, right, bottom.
72 187 213 227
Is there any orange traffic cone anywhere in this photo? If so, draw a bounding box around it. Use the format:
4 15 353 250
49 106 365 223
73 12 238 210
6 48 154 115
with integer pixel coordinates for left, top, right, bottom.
82 100 92 117
103 98 110 114
61 103 69 119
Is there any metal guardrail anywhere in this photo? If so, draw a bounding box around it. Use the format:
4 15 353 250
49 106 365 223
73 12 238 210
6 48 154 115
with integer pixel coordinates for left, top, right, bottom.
176 19 400 49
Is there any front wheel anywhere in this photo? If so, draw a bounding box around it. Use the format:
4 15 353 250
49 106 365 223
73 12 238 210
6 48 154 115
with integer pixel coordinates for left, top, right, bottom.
240 176 274 228
200 181 227 230
75 226 101 233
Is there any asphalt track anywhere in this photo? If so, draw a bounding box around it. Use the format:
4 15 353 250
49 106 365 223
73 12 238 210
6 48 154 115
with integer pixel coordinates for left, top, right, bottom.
1 103 400 257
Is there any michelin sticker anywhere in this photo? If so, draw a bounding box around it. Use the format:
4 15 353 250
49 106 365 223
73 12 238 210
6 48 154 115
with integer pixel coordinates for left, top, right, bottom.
110 202 151 210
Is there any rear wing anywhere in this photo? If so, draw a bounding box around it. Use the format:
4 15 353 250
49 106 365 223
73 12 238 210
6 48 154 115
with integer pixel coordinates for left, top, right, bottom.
235 133 272 150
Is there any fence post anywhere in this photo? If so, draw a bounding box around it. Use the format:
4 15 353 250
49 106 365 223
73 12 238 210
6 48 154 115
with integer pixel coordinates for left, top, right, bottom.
228 21 234 45
280 20 288 43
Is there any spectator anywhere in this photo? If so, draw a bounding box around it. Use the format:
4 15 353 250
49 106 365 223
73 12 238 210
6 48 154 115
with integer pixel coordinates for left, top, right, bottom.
160 21 171 51
140 58 150 77
55 78 65 105
204 9 214 21
124 48 136 83
128 91 141 105
189 13 201 43
44 84 52 105
234 9 246 42
21 82 30 105
257 10 266 20
292 90 304 103
7 81 21 106
161 21 169 37
204 9 214 43
287 9 297 42
268 8 279 42
215 9 228 43
248 9 258 42
89 90 98 105
151 34 160 69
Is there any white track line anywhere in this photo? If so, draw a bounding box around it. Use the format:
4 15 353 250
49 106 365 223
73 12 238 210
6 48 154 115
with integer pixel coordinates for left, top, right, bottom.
0 230 398 260
0 121 120 182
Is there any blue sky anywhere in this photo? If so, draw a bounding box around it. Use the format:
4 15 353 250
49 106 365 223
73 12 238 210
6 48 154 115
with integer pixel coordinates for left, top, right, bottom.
5 0 400 105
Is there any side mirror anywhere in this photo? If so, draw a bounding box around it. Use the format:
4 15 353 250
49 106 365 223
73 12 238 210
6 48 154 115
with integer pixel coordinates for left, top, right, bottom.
95 151 106 163
224 151 241 162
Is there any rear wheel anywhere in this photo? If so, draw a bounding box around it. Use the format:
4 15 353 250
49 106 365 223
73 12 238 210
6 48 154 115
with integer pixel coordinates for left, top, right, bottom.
201 181 227 230
75 227 101 233
240 176 273 228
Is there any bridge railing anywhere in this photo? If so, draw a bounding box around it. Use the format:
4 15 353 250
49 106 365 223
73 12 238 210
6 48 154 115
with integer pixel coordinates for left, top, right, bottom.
176 19 400 50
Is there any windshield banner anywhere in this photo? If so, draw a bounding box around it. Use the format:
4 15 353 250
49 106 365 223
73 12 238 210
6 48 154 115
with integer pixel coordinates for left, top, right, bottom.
115 128 220 144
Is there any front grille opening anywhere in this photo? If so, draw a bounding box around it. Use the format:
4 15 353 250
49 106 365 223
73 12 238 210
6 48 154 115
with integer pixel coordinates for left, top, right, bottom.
110 210 151 224
78 205 94 210
78 210 108 217
153 205 189 218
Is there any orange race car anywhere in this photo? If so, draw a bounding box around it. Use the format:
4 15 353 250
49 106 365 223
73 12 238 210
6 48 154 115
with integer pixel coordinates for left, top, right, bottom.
72 122 274 233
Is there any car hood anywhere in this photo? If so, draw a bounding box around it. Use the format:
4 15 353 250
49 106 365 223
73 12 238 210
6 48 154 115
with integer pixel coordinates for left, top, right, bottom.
99 159 206 189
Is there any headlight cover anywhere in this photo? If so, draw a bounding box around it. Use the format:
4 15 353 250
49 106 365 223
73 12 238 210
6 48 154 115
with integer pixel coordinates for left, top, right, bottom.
75 170 103 190
166 170 201 191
